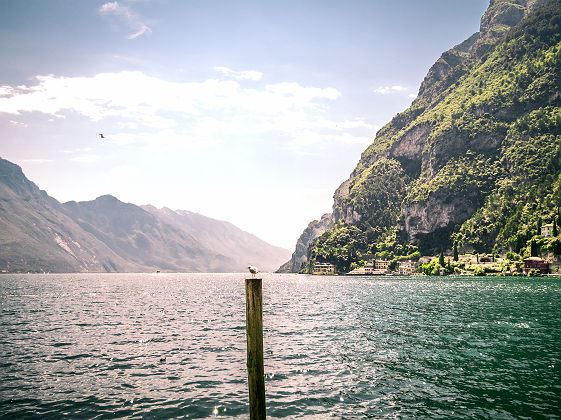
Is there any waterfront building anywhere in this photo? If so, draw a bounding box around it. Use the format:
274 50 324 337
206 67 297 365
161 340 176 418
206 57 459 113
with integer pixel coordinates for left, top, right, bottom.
347 262 375 275
374 260 389 270
522 257 549 275
398 260 417 275
313 262 336 275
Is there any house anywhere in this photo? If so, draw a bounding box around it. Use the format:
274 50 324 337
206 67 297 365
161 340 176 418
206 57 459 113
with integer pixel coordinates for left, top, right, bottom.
374 259 389 270
347 266 367 275
398 260 417 275
348 260 390 275
363 262 374 274
347 262 378 275
347 267 364 275
522 257 549 275
371 259 390 275
312 262 336 275
541 223 554 238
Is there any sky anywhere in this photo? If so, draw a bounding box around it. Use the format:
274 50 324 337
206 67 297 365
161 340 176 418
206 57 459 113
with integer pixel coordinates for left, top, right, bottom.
0 0 488 250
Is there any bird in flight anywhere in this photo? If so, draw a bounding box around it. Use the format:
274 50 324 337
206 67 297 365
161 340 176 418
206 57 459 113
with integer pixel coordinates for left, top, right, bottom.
248 266 259 277
99 133 105 139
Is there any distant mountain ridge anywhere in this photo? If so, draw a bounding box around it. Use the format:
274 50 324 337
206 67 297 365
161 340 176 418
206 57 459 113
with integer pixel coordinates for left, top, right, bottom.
0 157 290 273
280 0 561 273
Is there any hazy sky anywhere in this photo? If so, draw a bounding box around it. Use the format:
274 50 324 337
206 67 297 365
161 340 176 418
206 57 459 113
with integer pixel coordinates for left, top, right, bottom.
0 0 488 249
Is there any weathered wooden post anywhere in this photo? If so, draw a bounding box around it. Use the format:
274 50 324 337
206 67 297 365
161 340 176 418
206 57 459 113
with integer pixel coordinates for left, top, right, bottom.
245 277 266 419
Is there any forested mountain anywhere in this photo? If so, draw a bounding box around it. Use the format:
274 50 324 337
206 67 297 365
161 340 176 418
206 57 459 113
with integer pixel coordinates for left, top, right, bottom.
0 158 290 273
282 0 561 273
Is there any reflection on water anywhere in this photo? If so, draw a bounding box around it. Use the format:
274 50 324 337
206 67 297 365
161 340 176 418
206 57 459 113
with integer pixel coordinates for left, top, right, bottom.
0 273 560 418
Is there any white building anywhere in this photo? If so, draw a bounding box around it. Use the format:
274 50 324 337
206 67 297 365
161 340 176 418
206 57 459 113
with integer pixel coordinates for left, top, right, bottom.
542 223 554 238
398 260 417 275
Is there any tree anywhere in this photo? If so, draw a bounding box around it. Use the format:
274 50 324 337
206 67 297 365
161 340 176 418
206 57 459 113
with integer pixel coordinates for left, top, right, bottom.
515 235 523 253
439 251 445 266
453 242 459 261
537 217 542 236
530 239 539 257
554 219 558 237
551 238 561 257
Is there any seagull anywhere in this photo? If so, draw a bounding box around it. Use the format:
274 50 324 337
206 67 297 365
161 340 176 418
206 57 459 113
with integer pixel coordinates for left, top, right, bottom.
248 266 259 277
99 133 105 139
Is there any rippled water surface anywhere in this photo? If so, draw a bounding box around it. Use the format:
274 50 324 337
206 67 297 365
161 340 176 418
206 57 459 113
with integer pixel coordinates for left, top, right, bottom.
1 273 560 418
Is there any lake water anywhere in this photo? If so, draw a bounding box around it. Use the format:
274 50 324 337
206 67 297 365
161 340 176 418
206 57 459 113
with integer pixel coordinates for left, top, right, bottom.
0 273 560 419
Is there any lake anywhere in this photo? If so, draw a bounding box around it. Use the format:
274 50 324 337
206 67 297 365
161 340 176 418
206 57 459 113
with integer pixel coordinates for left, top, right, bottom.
1 273 560 418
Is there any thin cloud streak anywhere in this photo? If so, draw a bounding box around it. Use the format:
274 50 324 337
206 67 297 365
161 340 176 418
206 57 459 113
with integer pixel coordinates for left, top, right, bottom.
373 85 409 94
214 66 263 81
22 159 54 163
99 1 152 40
69 154 101 163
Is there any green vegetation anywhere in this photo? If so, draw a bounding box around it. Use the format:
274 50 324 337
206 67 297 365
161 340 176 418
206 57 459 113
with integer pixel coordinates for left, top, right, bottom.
304 0 561 272
303 223 420 274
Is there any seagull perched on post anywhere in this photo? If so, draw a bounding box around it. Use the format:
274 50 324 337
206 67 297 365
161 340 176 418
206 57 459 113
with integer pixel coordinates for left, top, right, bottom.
248 266 259 278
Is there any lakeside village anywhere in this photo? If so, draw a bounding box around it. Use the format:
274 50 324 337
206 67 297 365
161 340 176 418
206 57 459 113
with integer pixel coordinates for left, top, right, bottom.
311 223 561 277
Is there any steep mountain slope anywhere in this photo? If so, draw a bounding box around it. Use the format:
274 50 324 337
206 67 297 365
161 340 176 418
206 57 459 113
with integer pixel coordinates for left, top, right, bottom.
142 206 292 272
0 158 138 272
286 0 561 273
277 213 333 273
0 157 290 273
61 196 236 272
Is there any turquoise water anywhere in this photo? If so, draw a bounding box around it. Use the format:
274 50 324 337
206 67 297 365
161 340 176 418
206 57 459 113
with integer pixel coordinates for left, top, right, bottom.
0 273 560 418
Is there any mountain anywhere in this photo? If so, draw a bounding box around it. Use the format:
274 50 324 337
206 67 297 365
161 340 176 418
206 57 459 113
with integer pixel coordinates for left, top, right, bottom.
0 159 136 273
0 157 291 273
277 213 333 273
141 205 293 273
281 0 561 273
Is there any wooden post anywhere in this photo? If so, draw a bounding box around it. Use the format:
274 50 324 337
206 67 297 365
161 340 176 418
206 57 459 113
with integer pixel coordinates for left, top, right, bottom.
245 278 266 419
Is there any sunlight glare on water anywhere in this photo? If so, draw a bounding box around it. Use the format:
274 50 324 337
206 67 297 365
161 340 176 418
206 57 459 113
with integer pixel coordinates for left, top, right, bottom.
0 273 560 418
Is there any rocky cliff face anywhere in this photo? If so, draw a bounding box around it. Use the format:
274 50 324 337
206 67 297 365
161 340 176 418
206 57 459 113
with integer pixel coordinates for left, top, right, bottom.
276 213 333 273
282 0 561 272
339 0 545 242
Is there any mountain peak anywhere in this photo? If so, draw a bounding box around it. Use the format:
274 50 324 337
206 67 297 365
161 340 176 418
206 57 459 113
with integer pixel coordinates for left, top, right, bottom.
94 194 120 203
0 157 44 199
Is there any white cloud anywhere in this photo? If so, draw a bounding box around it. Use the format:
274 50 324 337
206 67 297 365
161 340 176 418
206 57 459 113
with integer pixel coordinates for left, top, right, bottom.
99 1 152 40
373 85 409 94
128 25 151 40
214 66 263 81
0 71 372 150
60 147 92 154
99 1 119 13
0 87 14 97
287 130 372 148
9 120 27 127
69 154 101 163
22 159 54 163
